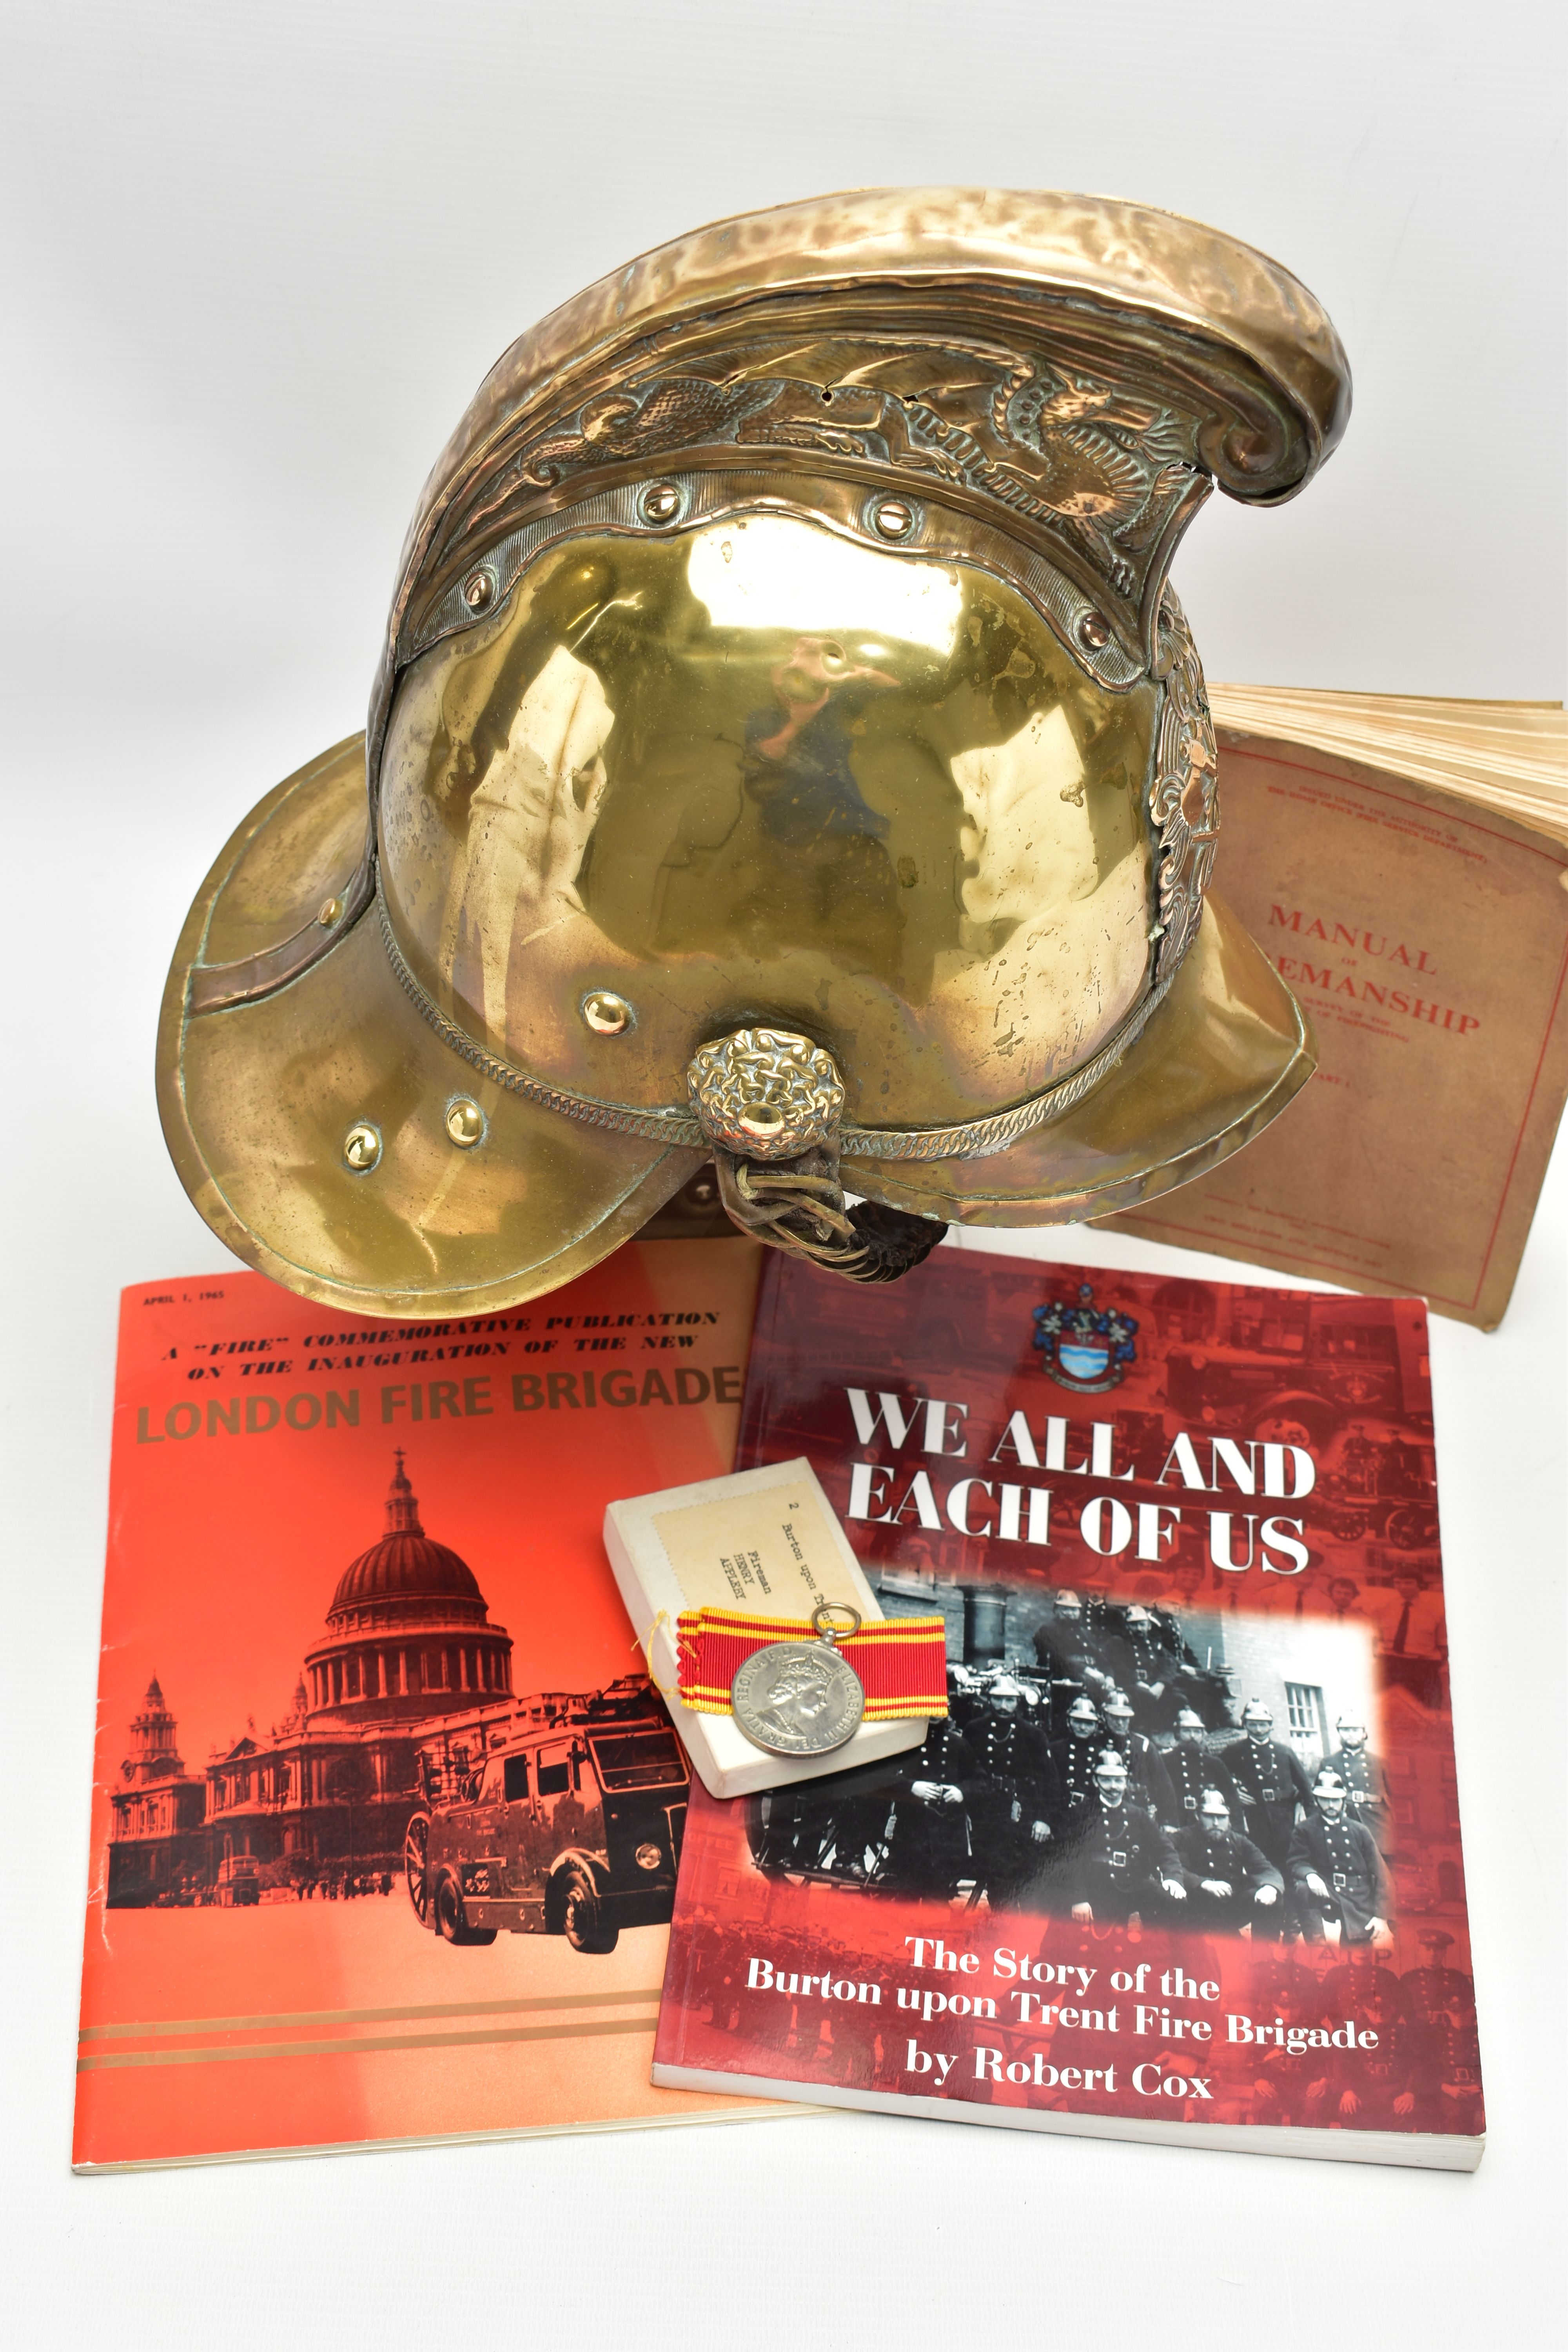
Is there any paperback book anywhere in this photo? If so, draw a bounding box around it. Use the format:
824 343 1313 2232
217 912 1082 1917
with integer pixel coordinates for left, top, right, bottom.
1106 688 1568 1327
652 1248 1484 2169
74 1238 794 2170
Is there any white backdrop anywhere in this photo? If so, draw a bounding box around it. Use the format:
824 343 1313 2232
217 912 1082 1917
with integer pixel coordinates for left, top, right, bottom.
2 4 1563 2347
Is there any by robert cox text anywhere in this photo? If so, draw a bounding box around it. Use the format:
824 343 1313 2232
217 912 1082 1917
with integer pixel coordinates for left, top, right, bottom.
741 1940 1382 2102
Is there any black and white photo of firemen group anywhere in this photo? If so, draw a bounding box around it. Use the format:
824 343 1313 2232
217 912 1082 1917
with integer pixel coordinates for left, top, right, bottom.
748 1585 1396 1945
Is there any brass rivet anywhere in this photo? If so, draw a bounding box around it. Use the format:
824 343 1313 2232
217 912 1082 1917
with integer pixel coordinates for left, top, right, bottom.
581 989 633 1035
1078 610 1112 651
640 483 680 525
463 570 495 613
871 498 914 540
318 896 342 928
343 1123 381 1174
445 1098 485 1149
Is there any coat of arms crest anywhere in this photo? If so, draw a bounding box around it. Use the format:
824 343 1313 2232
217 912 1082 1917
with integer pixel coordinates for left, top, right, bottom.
1032 1283 1138 1394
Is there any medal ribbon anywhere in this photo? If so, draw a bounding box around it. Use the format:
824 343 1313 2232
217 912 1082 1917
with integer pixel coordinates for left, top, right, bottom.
676 1608 948 1722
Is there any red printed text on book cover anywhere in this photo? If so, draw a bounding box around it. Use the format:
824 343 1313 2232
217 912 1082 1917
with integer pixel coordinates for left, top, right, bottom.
653 1251 1483 2163
74 1240 772 2169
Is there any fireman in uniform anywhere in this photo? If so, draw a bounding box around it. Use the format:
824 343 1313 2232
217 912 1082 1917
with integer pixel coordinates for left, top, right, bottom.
965 1677 1059 1908
871 1711 984 1896
1100 1688 1160 1816
748 1781 831 1878
1408 1973 1483 2136
1056 1750 1185 1927
1316 1972 1416 2129
1246 1969 1330 2127
1174 1787 1284 1932
1222 1700 1316 1939
1399 1929 1472 2023
1048 1693 1104 1823
1108 1604 1184 1732
1152 1706 1243 1831
1149 1595 1234 1726
1287 1767 1391 1944
1370 1568 1447 1708
1319 1943 1404 2025
1328 1714 1390 1845
1031 1591 1116 1710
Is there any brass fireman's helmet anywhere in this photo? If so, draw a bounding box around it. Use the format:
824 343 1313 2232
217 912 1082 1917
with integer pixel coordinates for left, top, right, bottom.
159 189 1350 1316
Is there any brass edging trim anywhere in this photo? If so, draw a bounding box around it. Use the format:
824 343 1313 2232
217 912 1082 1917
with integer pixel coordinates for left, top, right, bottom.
377 884 1177 1165
185 854 374 1014
397 470 1149 693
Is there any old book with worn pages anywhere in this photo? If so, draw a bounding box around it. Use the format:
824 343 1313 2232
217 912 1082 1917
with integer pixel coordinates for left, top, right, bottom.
1104 689 1568 1328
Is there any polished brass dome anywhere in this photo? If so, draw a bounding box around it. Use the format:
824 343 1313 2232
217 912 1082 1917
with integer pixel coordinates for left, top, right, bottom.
159 189 1349 1312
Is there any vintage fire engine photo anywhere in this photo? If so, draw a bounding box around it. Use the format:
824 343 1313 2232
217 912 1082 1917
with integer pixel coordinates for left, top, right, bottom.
106 1451 688 1952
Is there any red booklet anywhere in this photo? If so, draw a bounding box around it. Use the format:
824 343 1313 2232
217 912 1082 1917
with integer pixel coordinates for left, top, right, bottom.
73 1240 792 2170
652 1249 1484 2169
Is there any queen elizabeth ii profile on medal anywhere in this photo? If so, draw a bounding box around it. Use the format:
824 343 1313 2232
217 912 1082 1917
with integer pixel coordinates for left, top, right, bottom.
731 1617 866 1756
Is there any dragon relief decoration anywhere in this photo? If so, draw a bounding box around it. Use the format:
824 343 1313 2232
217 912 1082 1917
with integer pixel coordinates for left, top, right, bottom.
1147 590 1220 986
470 338 1205 619
160 194 1347 1328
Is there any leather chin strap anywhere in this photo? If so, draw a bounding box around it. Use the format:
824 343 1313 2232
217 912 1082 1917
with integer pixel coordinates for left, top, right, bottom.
684 1024 950 1283
711 1143 947 1285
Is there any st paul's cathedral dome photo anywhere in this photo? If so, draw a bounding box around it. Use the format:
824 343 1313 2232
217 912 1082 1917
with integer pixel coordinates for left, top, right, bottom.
108 1456 514 1904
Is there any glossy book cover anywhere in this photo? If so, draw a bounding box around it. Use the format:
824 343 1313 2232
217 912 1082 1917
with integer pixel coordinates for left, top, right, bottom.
73 1239 787 2169
652 1249 1484 2168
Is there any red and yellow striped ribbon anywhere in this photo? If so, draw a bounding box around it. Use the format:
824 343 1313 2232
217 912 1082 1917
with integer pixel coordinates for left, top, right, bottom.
676 1607 948 1722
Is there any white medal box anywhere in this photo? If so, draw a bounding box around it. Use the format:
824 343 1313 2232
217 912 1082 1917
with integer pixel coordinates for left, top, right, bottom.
603 1456 927 1800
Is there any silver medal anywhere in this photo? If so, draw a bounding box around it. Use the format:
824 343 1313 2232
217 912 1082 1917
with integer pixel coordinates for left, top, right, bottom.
730 1603 866 1757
